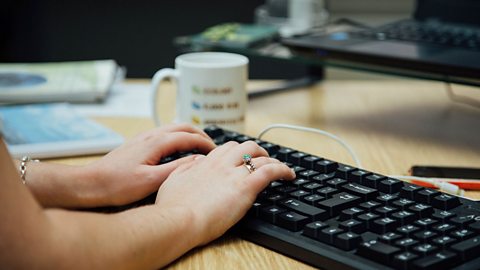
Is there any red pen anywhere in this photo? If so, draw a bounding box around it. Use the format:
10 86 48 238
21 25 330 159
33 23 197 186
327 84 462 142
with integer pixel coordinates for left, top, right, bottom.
410 179 480 190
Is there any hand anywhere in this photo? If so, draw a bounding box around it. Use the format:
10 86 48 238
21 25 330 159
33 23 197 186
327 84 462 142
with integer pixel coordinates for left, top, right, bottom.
84 124 216 207
154 140 296 246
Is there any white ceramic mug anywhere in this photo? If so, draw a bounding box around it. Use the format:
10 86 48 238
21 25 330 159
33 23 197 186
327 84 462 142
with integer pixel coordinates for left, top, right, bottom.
151 52 249 132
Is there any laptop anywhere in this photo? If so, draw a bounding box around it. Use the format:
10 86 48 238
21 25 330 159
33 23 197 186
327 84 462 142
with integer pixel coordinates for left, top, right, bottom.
282 0 480 86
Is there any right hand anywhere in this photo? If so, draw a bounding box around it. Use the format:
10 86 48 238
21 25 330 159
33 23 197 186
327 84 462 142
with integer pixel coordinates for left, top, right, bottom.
154 140 296 246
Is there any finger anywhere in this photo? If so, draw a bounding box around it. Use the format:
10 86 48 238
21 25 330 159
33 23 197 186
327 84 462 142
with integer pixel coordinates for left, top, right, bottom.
244 162 296 193
147 154 202 185
156 132 216 156
237 156 280 174
206 140 239 157
159 123 212 140
225 141 270 166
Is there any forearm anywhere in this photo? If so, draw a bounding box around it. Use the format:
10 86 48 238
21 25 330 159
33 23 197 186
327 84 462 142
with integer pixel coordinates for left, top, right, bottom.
43 205 199 270
14 160 101 208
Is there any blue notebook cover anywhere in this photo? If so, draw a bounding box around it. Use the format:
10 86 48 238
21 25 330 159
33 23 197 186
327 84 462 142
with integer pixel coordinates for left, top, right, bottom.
0 103 124 158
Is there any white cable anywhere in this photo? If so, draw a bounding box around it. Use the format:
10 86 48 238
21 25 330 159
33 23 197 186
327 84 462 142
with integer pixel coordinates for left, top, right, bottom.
258 123 362 168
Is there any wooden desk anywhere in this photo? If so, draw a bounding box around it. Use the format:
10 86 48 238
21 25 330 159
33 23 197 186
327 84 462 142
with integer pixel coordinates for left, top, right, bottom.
55 79 480 269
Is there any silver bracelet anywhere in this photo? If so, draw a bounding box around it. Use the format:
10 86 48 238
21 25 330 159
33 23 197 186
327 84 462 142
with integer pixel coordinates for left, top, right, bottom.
20 156 39 185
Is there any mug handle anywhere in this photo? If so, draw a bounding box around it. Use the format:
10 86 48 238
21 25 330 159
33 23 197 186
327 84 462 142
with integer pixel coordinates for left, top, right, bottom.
151 68 179 126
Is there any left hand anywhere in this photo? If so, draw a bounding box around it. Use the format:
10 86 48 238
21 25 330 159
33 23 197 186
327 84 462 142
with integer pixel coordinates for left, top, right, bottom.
84 124 216 206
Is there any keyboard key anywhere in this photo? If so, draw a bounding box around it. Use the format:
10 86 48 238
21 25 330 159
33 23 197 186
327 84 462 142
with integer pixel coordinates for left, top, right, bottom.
371 217 398 234
450 236 480 261
357 240 401 265
289 152 308 166
334 232 362 251
363 174 386 188
359 201 382 211
316 186 339 198
291 166 306 174
432 223 457 235
414 218 439 230
314 159 338 173
412 251 457 270
224 131 240 141
275 185 297 195
358 213 380 230
374 206 398 217
289 190 310 200
392 198 415 210
326 178 348 189
260 142 280 156
392 251 418 270
395 238 419 251
300 156 322 169
311 173 335 184
302 194 325 205
203 125 224 138
401 184 424 200
335 164 355 179
450 229 474 240
266 194 286 204
377 194 399 206
249 201 268 217
260 206 286 223
318 227 344 244
339 207 364 221
317 192 361 217
431 236 458 248
397 225 420 237
276 211 309 231
378 232 403 244
280 198 328 221
450 214 476 229
391 211 416 226
341 183 378 201
298 170 320 180
339 219 366 234
432 194 461 210
302 221 328 239
414 230 438 242
349 169 371 184
432 210 456 222
235 135 253 143
276 147 296 162
303 182 323 193
291 178 310 187
412 243 438 256
378 178 403 194
409 203 434 218
469 221 480 232
415 188 440 204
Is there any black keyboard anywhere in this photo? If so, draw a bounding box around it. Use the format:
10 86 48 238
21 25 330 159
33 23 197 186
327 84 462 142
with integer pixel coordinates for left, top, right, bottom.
129 125 480 270
352 20 480 51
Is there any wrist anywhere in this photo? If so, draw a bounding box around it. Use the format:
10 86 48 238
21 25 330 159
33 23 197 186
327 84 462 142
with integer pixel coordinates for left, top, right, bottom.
18 159 102 208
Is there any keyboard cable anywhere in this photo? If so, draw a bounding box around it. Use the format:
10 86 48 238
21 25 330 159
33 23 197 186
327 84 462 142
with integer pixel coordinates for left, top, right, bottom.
257 123 362 169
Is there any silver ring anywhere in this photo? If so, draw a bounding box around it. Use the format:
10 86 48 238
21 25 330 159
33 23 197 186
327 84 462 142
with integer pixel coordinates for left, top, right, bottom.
243 154 256 173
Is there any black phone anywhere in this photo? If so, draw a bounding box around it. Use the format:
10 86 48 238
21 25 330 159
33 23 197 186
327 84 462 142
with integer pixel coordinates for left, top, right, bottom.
410 165 480 179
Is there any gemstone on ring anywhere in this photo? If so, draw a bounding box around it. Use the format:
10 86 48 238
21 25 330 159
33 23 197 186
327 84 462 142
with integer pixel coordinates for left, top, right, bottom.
243 154 252 164
243 154 255 173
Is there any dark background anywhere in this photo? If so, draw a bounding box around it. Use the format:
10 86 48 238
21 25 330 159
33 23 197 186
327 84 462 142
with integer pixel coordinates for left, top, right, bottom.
1 0 309 79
